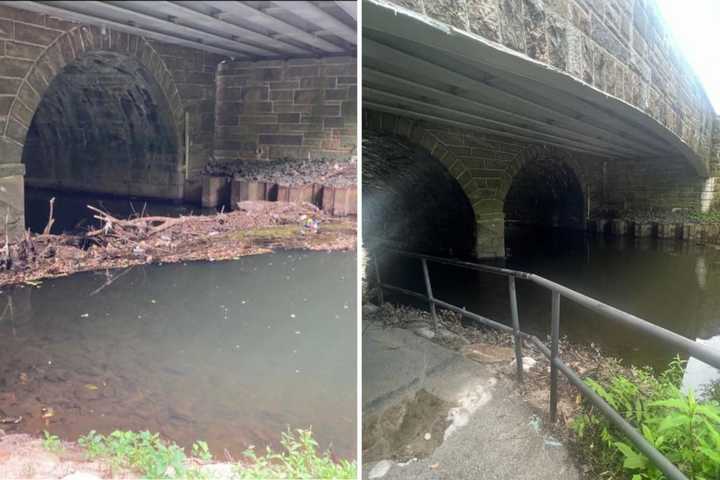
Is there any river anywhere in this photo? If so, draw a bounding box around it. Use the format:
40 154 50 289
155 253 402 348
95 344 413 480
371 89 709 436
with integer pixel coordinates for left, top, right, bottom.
377 226 720 394
0 251 356 459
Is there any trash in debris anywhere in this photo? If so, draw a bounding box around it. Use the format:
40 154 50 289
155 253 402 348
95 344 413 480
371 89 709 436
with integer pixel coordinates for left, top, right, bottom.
423 432 431 440
544 436 562 448
529 414 542 433
80 313 89 318
0 416 22 424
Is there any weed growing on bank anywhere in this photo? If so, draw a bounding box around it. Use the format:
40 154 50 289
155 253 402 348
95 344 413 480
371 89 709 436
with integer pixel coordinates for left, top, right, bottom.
41 431 63 454
572 357 720 479
44 428 356 479
78 430 197 478
235 429 357 479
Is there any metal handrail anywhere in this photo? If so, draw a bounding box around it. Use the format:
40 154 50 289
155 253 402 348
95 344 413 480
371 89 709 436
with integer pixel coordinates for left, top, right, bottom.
371 245 720 480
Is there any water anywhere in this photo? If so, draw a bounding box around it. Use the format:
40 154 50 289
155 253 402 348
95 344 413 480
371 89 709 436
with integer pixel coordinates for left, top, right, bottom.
378 227 720 393
0 251 356 459
25 187 213 234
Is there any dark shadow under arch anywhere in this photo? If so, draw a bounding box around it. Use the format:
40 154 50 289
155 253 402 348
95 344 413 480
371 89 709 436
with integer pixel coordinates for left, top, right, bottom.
22 50 181 201
362 129 476 257
504 157 585 230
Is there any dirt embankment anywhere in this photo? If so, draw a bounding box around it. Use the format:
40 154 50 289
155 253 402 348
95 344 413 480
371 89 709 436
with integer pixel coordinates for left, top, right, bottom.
0 201 355 288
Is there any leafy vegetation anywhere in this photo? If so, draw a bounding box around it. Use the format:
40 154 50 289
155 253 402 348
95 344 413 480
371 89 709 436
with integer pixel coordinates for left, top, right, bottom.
78 430 197 479
572 357 720 479
687 210 720 224
41 431 63 454
73 428 354 479
235 429 356 479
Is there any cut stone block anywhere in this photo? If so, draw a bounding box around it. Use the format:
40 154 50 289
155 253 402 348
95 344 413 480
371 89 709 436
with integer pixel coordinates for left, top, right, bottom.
633 222 653 238
201 176 229 208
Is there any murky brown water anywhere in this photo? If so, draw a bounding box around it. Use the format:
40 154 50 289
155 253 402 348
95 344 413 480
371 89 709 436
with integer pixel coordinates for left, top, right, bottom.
378 227 720 393
0 251 356 459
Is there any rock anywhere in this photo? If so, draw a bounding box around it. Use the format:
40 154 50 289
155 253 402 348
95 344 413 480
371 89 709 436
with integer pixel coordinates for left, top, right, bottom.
62 473 103 480
362 303 379 316
368 460 393 479
461 343 514 363
412 326 435 339
200 463 235 479
510 356 538 372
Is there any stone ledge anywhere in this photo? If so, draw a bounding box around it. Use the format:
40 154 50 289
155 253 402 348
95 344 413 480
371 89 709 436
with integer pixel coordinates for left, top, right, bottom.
0 163 25 177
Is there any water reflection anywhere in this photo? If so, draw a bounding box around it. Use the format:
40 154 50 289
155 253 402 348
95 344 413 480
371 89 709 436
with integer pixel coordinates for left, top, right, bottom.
377 226 720 392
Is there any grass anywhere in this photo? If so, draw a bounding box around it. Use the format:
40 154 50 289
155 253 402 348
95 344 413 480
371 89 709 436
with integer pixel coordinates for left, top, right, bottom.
571 357 720 479
70 428 355 479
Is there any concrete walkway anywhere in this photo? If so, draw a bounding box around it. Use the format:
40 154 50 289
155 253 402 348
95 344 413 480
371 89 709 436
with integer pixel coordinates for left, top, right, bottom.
362 320 581 480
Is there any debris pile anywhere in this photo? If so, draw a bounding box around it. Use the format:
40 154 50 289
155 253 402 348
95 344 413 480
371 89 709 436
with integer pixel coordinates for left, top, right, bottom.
203 158 356 187
0 200 355 287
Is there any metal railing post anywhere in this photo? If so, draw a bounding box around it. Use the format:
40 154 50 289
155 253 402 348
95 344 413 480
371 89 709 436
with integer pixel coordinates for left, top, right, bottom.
373 255 384 306
550 291 560 423
508 276 523 383
421 258 439 330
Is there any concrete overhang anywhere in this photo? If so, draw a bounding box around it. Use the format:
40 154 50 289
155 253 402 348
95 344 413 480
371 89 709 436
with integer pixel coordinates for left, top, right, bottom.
363 0 709 176
3 1 356 59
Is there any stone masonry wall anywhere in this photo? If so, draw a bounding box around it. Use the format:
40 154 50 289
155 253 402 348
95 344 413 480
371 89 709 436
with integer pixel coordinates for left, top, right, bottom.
213 56 357 164
365 109 720 256
383 0 716 168
0 4 223 239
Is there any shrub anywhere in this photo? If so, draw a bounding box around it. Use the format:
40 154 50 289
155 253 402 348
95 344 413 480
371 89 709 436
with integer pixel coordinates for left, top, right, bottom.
572 357 720 479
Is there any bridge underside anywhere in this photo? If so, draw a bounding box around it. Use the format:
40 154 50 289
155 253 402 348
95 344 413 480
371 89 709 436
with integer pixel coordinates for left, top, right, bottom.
363 0 705 174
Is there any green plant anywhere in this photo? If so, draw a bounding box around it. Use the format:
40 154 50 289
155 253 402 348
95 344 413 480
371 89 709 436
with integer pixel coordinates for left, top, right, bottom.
572 357 720 479
78 430 198 479
687 210 720 223
41 431 63 454
192 440 213 462
235 428 356 479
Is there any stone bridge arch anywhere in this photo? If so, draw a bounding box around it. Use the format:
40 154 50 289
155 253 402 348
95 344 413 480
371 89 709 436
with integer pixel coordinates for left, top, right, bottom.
500 145 589 230
365 110 597 257
363 110 479 257
0 22 209 238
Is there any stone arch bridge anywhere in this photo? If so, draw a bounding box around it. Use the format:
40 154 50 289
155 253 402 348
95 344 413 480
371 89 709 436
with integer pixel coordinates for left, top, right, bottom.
0 1 357 239
362 0 720 257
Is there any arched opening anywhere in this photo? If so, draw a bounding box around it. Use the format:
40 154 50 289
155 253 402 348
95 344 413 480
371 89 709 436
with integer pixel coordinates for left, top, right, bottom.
22 51 181 233
504 157 584 229
362 130 476 257
503 157 585 255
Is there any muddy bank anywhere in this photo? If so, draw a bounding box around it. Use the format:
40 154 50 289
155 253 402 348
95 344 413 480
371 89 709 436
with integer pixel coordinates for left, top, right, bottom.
0 201 355 287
